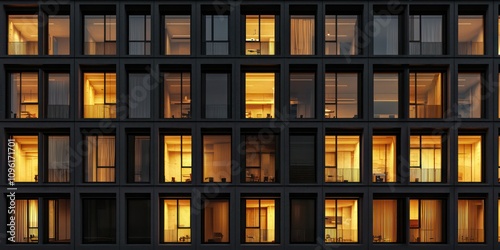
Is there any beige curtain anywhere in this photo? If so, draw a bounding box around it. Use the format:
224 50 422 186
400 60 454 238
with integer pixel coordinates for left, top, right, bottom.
373 200 397 242
48 136 70 182
420 200 442 242
458 200 484 242
291 16 315 55
87 136 115 182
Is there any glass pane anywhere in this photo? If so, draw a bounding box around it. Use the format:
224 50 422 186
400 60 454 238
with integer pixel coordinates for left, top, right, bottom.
458 135 482 182
290 135 315 183
213 15 228 41
409 135 442 182
47 199 70 243
458 73 481 118
458 15 484 55
246 15 275 55
373 200 397 242
84 15 116 55
337 16 358 55
420 16 442 55
11 72 39 119
85 135 115 182
14 199 38 243
325 135 360 183
205 74 229 118
244 135 276 183
129 136 150 183
409 199 442 243
373 15 398 55
83 73 117 118
374 73 398 118
291 199 315 243
204 200 229 243
48 73 70 118
325 199 358 243
290 73 315 118
203 135 231 182
48 136 70 182
165 15 191 55
372 135 396 182
409 73 442 119
245 73 275 119
129 73 151 118
12 136 38 182
325 15 337 55
82 198 116 244
291 15 315 55
127 199 150 244
8 15 38 55
336 73 358 118
205 15 212 41
164 72 191 119
164 135 192 183
48 16 70 55
458 200 484 243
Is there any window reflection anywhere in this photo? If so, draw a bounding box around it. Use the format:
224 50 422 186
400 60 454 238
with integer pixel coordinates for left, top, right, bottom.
204 73 230 118
458 135 482 182
204 15 229 55
409 15 442 55
325 199 358 243
372 135 396 182
373 15 398 55
325 135 360 183
129 15 151 55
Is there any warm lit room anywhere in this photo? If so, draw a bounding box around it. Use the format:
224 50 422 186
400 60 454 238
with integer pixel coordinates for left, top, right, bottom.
245 73 275 119
325 135 360 182
164 135 192 183
372 135 396 182
325 199 358 243
83 73 116 118
245 199 276 243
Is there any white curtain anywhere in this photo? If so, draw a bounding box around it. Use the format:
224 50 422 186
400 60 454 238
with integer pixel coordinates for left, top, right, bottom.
129 16 146 55
291 16 315 55
48 74 70 118
129 74 151 118
48 136 70 182
374 15 398 55
421 16 442 54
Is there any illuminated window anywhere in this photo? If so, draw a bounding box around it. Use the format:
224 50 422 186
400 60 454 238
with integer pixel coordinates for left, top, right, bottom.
12 135 38 182
409 15 443 55
127 198 150 244
162 199 191 243
458 73 482 118
245 15 275 55
374 73 399 118
290 73 315 119
129 14 151 55
164 15 191 55
85 135 115 182
127 135 150 183
458 135 482 182
244 199 277 243
203 199 229 243
46 199 70 243
373 200 398 243
325 135 360 183
458 199 484 243
243 134 277 183
47 136 70 183
203 14 229 55
82 198 116 244
290 15 315 55
9 199 38 243
8 14 38 55
372 135 397 182
325 199 359 243
458 15 484 55
203 135 231 183
410 72 443 119
373 15 399 55
409 199 443 243
325 15 358 55
410 135 442 182
164 72 191 119
48 15 70 55
325 73 358 119
83 72 116 118
290 198 315 243
245 73 275 119
10 72 38 119
84 15 116 55
163 135 192 183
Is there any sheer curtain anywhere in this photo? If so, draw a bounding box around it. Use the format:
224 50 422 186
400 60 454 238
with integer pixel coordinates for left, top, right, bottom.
374 15 398 55
16 200 28 242
421 16 442 55
86 136 115 182
48 136 70 182
214 142 231 182
373 200 397 242
129 16 146 55
129 74 151 118
291 16 315 55
48 74 70 118
458 200 484 242
420 200 442 242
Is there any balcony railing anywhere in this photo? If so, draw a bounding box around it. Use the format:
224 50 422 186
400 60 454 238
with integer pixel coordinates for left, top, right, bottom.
84 42 116 55
409 42 442 55
245 229 275 242
84 104 116 118
325 168 360 182
458 229 484 242
410 168 442 182
324 229 358 243
458 42 484 55
205 104 228 118
47 105 70 118
8 42 38 55
410 228 440 242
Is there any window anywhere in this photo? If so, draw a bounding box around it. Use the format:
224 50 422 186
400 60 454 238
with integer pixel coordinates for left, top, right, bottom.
410 135 442 182
162 198 191 243
374 73 399 118
372 135 397 183
409 199 443 243
290 15 315 55
325 135 360 183
46 198 70 243
47 136 70 182
290 73 315 118
243 134 277 183
85 135 115 182
127 135 150 183
245 72 276 119
47 73 70 118
83 72 116 118
8 14 38 55
11 135 38 182
127 197 150 244
290 198 315 243
245 15 275 55
163 135 192 183
458 73 482 118
48 15 70 55
409 15 443 55
84 15 116 55
129 15 151 55
410 72 443 119
290 134 316 183
458 199 484 243
458 135 482 182
373 15 399 55
325 15 358 55
82 197 116 244
244 199 277 243
164 15 191 55
204 14 229 55
9 199 38 243
203 199 229 243
204 73 230 118
325 199 358 243
325 73 358 119
498 199 500 242
164 72 191 119
458 15 484 55
128 73 151 118
373 200 398 243
203 135 231 183
10 72 38 119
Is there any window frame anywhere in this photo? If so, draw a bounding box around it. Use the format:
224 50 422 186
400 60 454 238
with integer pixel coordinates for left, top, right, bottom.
243 70 279 119
202 71 231 119
324 198 360 244
83 14 117 55
243 12 280 56
242 132 278 183
409 71 445 119
160 197 191 243
408 198 445 243
82 71 117 119
202 14 230 55
409 133 444 183
128 14 151 55
163 71 191 119
324 71 360 119
241 198 280 244
83 134 116 183
408 14 444 55
44 197 71 244
81 196 116 244
127 133 150 183
324 134 361 183
202 198 230 243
